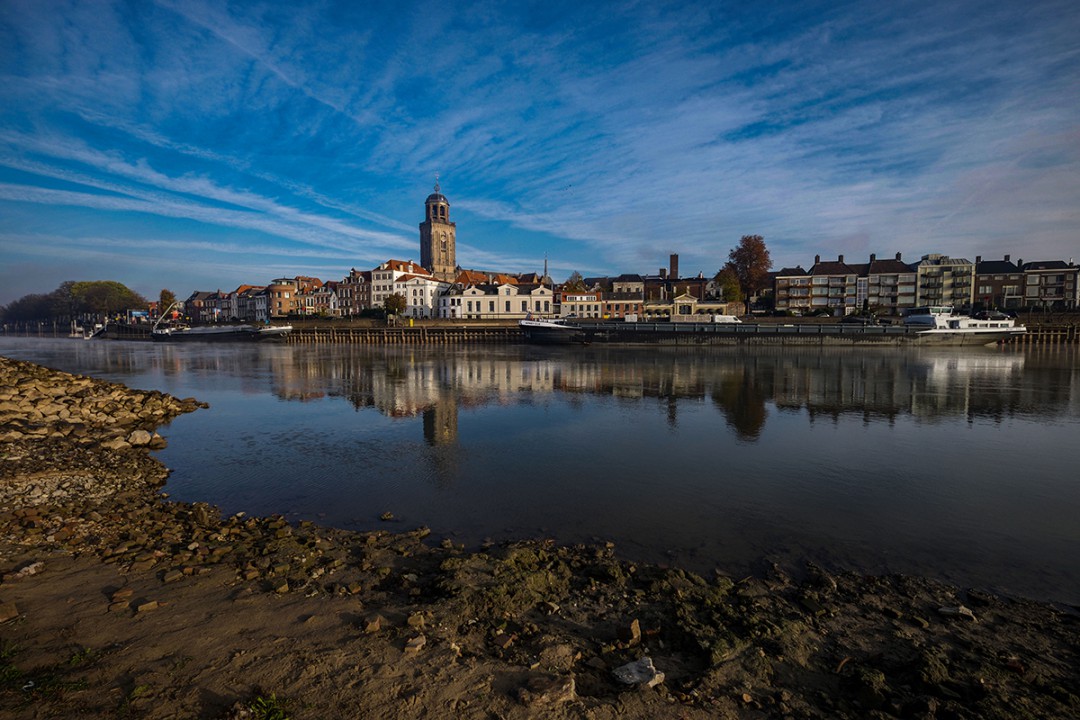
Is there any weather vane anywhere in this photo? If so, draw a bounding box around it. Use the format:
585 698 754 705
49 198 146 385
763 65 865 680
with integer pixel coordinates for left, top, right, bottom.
434 173 440 194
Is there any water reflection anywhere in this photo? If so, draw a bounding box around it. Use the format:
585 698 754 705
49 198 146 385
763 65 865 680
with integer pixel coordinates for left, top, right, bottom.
257 346 1071 441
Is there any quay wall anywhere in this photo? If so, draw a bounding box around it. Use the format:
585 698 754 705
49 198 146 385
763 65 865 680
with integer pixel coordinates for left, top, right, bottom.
3 321 1078 345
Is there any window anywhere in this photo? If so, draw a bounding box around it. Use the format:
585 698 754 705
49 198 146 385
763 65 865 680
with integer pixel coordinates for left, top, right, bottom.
521 301 527 311
489 301 495 312
505 301 511 312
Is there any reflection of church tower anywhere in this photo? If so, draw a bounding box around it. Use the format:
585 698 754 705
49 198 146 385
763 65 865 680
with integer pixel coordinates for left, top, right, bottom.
419 179 456 281
422 397 459 446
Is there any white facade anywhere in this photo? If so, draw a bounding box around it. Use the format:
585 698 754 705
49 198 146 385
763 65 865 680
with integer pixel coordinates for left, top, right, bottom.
440 284 553 319
372 260 431 309
397 275 451 318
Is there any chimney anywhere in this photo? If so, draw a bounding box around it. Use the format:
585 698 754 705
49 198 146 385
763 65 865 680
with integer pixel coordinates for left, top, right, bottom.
670 254 679 280
1004 254 1010 262
869 253 876 263
895 252 902 261
976 255 982 264
1017 258 1023 268
815 254 821 264
659 268 667 279
838 254 844 264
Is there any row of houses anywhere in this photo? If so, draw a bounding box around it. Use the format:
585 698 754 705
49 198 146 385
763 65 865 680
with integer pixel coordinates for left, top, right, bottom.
177 250 1077 325
774 253 1079 315
179 254 742 323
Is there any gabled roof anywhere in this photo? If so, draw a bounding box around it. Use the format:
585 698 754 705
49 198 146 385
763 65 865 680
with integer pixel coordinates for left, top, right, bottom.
396 273 443 284
455 269 489 285
774 266 806 276
378 259 429 275
185 290 216 303
615 273 644 283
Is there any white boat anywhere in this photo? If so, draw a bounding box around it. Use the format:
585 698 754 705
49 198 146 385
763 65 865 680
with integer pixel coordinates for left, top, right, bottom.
903 306 1026 346
519 314 585 344
151 324 292 342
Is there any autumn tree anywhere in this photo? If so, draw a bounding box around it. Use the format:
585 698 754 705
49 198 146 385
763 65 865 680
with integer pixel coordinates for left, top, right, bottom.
726 235 772 313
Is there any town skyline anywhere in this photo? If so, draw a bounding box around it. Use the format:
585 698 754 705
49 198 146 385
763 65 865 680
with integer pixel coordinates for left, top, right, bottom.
2 0 1079 307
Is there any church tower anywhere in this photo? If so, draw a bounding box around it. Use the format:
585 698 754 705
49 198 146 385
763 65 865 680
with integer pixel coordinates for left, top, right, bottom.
419 179 456 282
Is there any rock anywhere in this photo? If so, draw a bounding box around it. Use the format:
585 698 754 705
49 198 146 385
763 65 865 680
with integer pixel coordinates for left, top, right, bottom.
0 601 20 623
518 674 576 706
135 600 159 612
617 618 642 646
403 634 426 656
612 657 665 688
493 631 515 650
2 560 44 581
407 612 425 630
363 615 385 634
127 430 152 446
937 605 977 622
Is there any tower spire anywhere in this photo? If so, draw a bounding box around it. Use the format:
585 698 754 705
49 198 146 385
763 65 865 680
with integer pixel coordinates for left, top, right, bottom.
434 173 440 194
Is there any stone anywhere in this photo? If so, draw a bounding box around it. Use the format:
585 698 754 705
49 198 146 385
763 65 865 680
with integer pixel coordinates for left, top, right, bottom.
407 612 425 630
518 674 576 706
493 631 515 650
127 430 152 446
2 560 44 581
363 615 384 634
0 601 20 623
403 634 426 656
612 657 665 688
937 605 977 622
617 618 642 646
135 600 159 612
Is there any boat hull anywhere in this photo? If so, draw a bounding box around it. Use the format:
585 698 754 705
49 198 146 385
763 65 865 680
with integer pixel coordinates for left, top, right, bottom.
912 328 1026 346
519 320 585 344
151 325 291 342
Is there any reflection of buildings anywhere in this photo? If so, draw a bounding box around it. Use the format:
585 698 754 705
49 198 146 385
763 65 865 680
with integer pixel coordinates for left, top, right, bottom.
259 346 1076 443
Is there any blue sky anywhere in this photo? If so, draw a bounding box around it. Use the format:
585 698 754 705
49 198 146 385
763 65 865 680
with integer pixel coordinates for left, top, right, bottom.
1 0 1078 305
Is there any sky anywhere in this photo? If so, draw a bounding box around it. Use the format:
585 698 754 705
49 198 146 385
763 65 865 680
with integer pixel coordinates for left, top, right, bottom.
1 0 1078 306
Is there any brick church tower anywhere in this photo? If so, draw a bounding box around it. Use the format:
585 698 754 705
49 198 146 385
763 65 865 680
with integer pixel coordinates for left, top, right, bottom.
419 179 456 282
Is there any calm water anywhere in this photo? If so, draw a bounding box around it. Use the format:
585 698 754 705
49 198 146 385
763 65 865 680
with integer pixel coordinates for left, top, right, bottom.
3 337 1079 604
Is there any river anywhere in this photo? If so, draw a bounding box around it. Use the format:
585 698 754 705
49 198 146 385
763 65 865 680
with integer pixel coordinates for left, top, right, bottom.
3 337 1079 605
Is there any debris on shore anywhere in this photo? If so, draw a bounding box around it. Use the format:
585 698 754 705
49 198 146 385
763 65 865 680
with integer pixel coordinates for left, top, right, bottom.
1 355 1078 719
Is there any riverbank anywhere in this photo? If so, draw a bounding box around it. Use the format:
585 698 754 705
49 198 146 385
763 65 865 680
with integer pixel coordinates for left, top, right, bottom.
1 355 1078 719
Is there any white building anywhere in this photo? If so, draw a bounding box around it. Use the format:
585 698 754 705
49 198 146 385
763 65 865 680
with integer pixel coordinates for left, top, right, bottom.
439 283 553 319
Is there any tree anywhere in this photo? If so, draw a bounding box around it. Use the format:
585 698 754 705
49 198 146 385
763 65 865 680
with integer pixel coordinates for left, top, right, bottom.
726 235 772 313
383 292 407 317
69 281 147 317
713 267 743 304
1 280 146 322
159 289 178 315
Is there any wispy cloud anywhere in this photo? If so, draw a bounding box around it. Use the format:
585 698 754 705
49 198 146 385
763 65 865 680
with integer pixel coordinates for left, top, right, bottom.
1 0 1078 303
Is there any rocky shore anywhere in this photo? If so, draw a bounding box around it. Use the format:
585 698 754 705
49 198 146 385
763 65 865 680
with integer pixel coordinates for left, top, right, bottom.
1 355 1078 719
